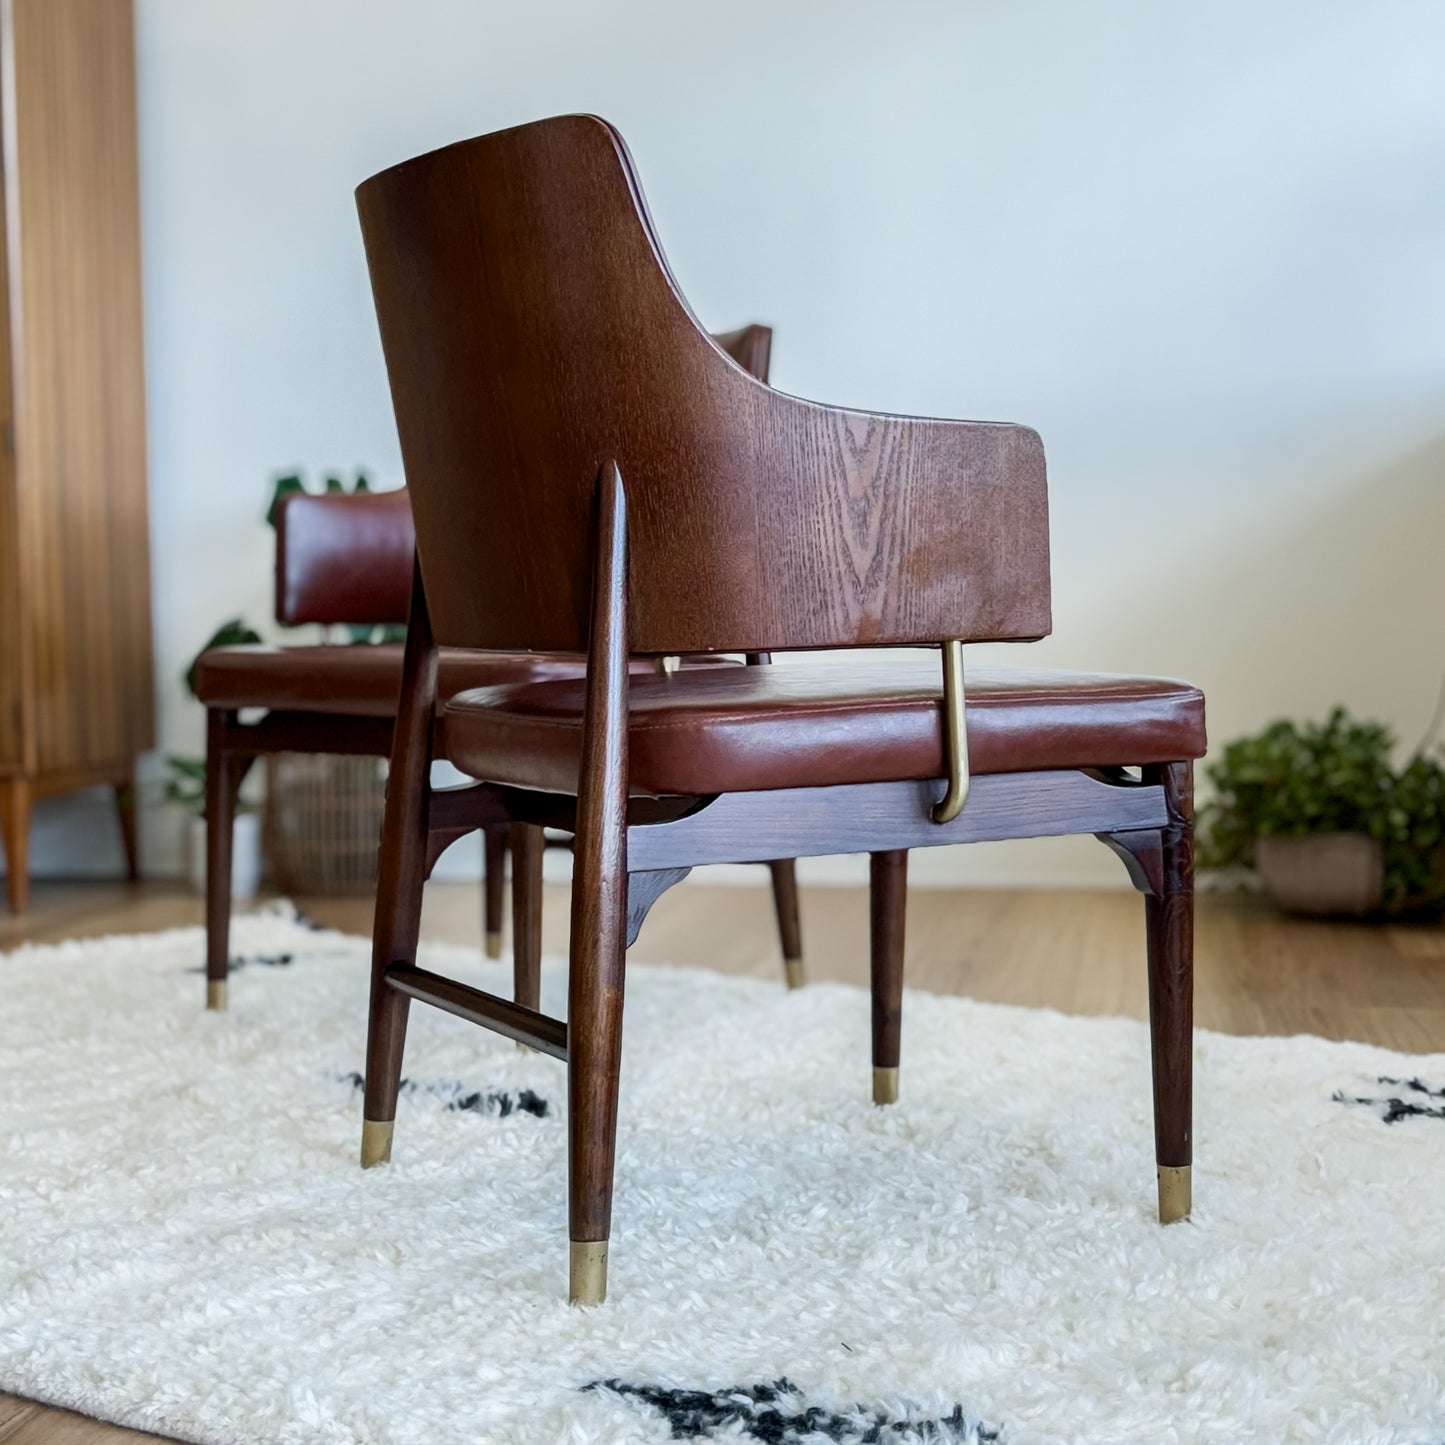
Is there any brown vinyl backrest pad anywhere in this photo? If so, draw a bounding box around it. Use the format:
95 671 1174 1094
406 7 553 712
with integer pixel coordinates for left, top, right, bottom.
357 114 1050 655
274 488 415 626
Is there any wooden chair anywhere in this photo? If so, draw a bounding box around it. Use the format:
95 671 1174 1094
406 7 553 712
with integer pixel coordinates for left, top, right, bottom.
192 398 803 1013
354 114 1207 1304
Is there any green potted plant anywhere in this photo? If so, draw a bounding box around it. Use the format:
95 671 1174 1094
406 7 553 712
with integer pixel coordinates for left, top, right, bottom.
1200 708 1445 917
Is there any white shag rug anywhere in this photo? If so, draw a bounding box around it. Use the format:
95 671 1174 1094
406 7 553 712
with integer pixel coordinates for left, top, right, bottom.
2 908 1444 1445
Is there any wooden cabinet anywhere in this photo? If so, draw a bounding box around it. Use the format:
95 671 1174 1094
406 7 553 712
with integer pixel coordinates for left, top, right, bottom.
0 0 154 912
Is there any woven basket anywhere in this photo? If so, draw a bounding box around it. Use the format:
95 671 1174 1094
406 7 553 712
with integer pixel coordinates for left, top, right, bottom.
264 753 386 897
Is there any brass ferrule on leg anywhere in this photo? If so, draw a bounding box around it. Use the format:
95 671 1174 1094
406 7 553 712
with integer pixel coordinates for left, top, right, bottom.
206 980 227 1011
569 1240 609 1306
873 1066 899 1106
1157 1164 1191 1223
930 640 970 824
360 1118 394 1169
484 930 503 960
783 958 805 991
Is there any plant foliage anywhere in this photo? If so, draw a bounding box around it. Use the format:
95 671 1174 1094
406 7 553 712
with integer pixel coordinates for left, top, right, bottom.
1200 707 1445 914
264 468 370 527
163 756 208 818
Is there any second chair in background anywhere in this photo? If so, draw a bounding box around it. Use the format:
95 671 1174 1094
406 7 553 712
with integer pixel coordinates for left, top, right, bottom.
191 324 802 1012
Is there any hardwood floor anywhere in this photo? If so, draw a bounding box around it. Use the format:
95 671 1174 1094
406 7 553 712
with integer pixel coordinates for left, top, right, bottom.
4 875 1445 1443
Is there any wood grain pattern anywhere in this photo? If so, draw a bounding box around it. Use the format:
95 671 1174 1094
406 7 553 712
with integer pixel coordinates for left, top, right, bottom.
0 1395 154 1445
1146 761 1194 1171
203 710 240 994
388 964 567 1059
0 776 28 911
566 462 631 1257
361 561 437 1134
625 770 1169 870
625 866 692 947
0 0 153 909
869 850 907 1075
2 0 153 772
509 822 543 1011
482 823 505 943
0 118 22 773
358 115 1050 656
766 858 802 967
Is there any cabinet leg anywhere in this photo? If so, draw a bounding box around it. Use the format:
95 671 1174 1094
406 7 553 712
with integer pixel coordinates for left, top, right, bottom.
0 778 32 915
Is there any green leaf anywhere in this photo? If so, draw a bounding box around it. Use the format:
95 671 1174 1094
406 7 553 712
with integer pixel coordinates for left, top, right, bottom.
265 473 306 527
163 755 207 816
184 616 263 697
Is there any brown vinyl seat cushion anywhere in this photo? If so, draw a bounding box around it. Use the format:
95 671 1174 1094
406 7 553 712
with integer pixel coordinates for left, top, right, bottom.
192 645 735 717
442 659 1207 797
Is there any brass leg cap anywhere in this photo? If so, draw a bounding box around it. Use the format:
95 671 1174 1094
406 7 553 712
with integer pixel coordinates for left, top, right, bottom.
569 1240 608 1306
360 1118 394 1169
783 958 805 991
873 1066 899 1106
1157 1164 1191 1223
206 980 227 1011
484 930 503 960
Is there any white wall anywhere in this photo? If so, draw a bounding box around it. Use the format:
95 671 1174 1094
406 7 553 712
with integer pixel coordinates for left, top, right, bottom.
22 0 1445 889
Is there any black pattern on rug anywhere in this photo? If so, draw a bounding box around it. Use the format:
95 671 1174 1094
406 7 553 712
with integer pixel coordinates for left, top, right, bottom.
187 951 297 974
584 1378 1001 1443
1333 1076 1445 1125
340 1071 549 1118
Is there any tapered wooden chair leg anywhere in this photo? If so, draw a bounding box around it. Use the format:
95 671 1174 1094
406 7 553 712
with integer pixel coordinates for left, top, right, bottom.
482 823 506 958
361 557 437 1170
566 859 627 1304
511 823 544 1011
568 459 630 1305
361 766 432 1166
360 964 410 1169
1147 763 1194 1223
869 849 907 1105
767 858 804 988
204 711 236 1011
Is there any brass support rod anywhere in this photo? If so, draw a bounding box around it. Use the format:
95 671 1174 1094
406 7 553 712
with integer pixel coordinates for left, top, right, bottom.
930 640 970 824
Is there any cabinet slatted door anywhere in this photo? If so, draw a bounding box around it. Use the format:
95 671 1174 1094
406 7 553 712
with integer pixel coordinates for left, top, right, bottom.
0 0 154 912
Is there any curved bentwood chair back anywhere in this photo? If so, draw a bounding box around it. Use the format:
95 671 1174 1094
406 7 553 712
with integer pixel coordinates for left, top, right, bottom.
356 114 1202 1304
358 115 1050 658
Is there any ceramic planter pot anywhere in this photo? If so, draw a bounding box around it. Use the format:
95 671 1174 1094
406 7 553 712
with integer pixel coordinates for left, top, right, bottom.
1254 832 1384 917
